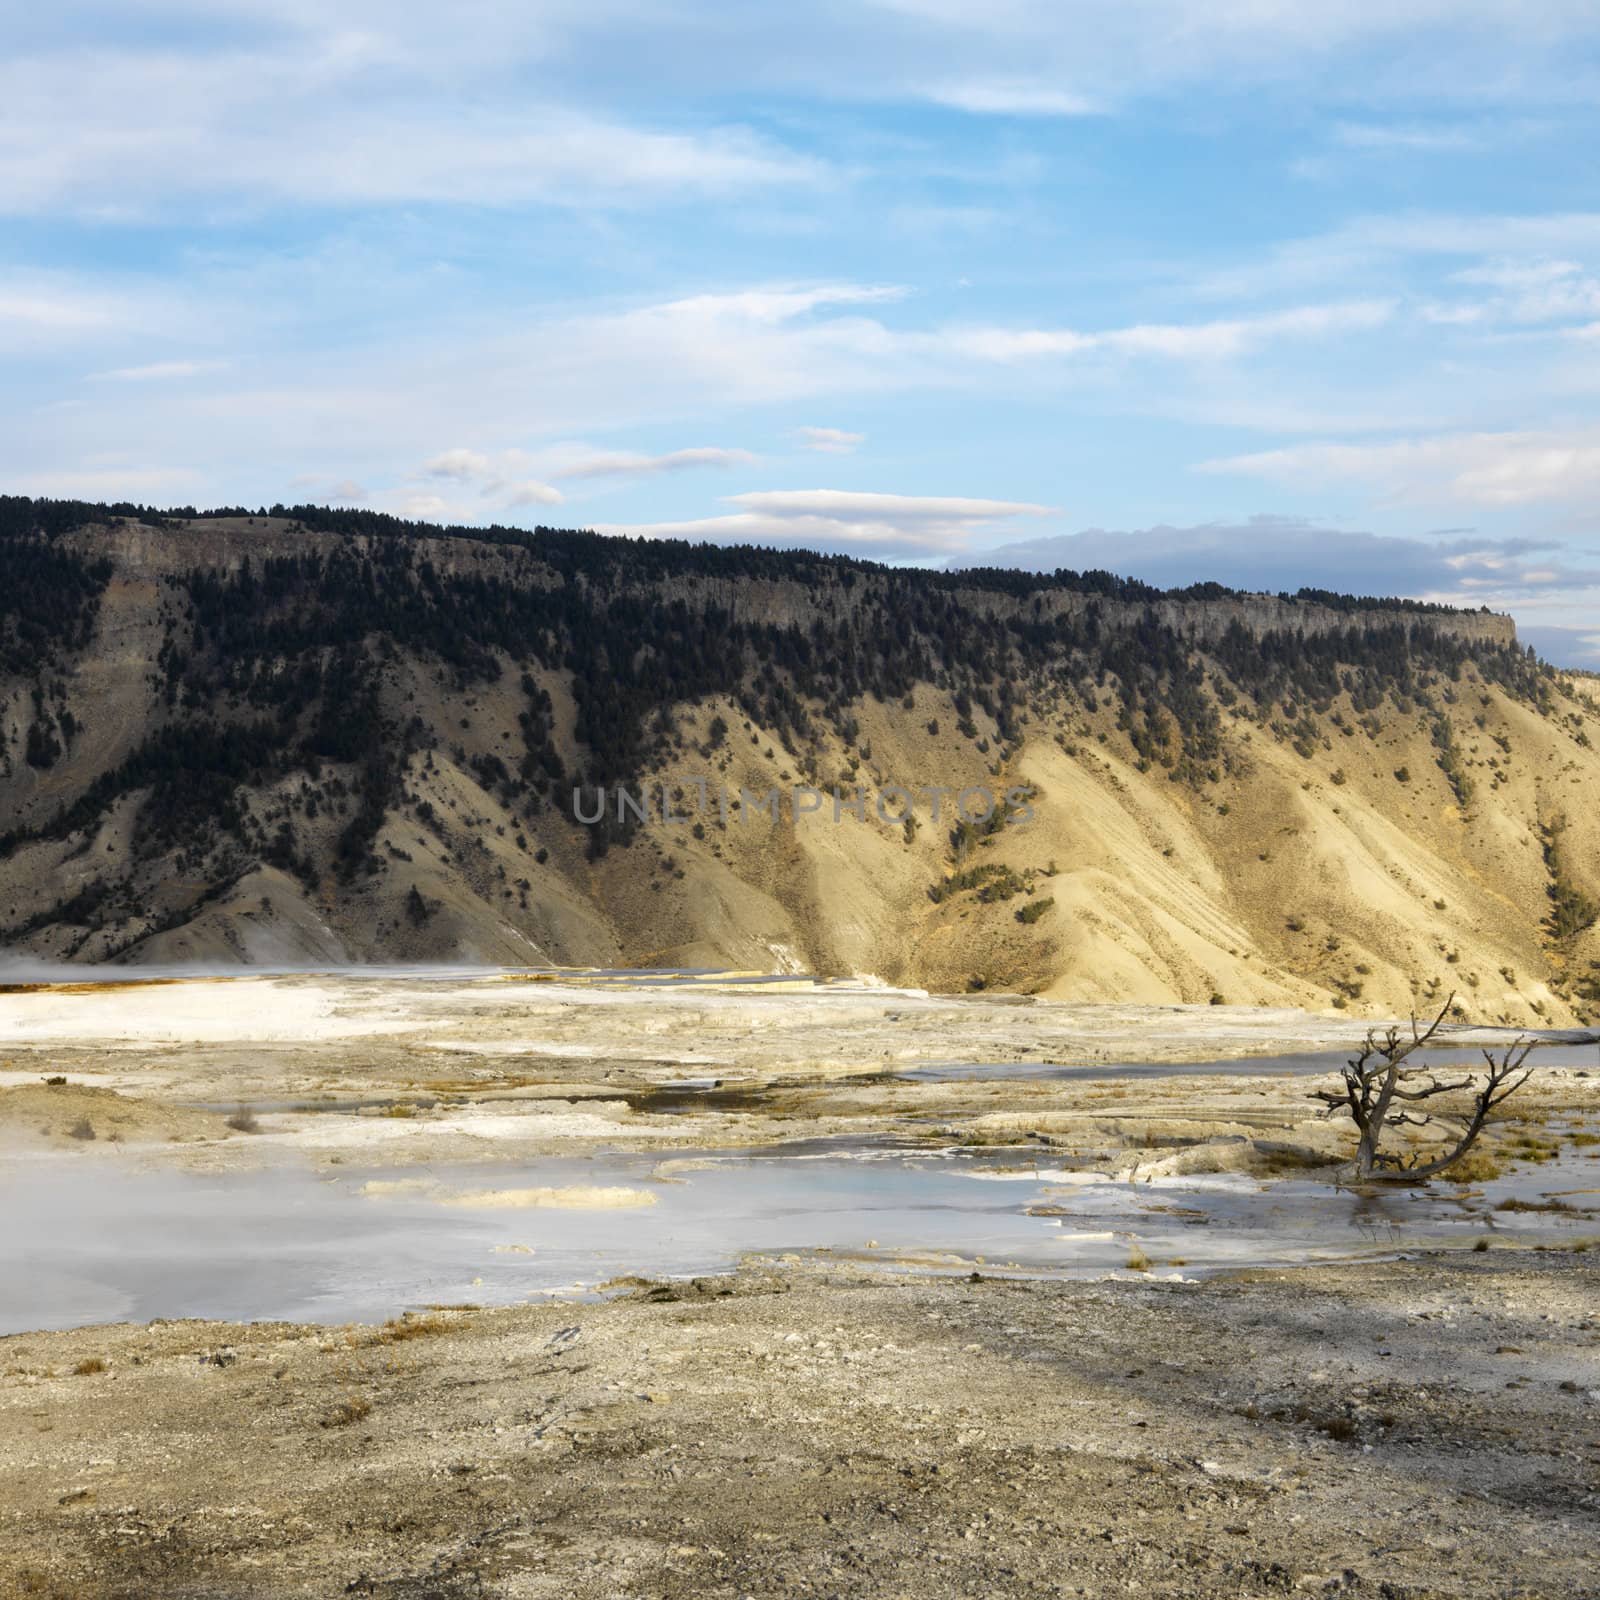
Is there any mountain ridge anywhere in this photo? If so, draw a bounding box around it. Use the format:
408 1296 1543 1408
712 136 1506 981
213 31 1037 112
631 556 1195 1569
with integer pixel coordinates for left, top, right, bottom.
2 497 1596 1024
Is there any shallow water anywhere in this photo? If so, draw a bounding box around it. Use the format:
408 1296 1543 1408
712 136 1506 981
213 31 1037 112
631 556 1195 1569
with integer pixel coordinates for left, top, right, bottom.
898 1041 1600 1083
4 1134 1596 1334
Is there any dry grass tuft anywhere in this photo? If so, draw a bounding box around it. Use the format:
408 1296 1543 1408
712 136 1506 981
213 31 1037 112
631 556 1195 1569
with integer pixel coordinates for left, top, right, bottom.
355 1313 461 1348
1444 1148 1505 1183
319 1396 372 1428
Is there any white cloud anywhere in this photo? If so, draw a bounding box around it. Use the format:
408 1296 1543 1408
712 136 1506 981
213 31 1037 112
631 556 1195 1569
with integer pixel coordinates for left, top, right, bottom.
1200 425 1600 510
794 426 864 453
0 287 117 332
1453 258 1586 289
856 0 1600 113
1331 121 1491 152
729 489 1051 521
423 449 494 481
654 284 907 323
289 475 367 502
1444 258 1600 324
89 360 221 382
417 448 562 506
0 274 1452 518
596 488 1054 558
7 466 202 500
1192 211 1600 302
0 276 185 352
0 47 820 218
9 2 1591 232
922 79 1097 116
502 480 565 507
946 300 1394 363
550 446 755 480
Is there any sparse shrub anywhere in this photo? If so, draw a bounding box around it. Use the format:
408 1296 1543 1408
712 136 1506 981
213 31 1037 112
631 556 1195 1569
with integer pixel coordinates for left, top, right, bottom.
225 1106 260 1133
67 1118 95 1141
1015 897 1054 925
72 1357 106 1376
319 1396 372 1428
368 1313 454 1343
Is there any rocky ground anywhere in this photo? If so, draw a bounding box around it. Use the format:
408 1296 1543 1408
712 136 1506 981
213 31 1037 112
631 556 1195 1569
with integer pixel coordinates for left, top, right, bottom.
2 1254 1598 1599
3 973 1596 1177
3 975 1599 1596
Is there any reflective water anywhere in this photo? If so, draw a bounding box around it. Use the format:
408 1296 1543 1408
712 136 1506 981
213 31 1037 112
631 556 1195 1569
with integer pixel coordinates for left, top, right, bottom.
4 1134 1596 1334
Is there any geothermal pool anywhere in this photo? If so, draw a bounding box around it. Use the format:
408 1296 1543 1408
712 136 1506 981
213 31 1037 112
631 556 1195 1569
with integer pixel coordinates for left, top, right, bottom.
5 1128 1597 1334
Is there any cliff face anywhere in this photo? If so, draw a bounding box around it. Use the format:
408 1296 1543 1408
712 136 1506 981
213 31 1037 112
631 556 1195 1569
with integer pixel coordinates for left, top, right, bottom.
62 519 1515 649
637 567 1519 648
2 509 1596 1025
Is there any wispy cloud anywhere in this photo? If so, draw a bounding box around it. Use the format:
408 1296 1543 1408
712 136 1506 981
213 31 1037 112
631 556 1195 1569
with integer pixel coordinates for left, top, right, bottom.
1331 121 1491 152
597 488 1055 558
794 426 864 453
7 465 202 500
922 79 1097 116
945 300 1395 362
89 360 221 383
550 446 755 480
289 475 367 503
418 448 563 507
1199 426 1600 513
0 49 821 218
1192 210 1600 301
0 276 183 352
422 449 495 482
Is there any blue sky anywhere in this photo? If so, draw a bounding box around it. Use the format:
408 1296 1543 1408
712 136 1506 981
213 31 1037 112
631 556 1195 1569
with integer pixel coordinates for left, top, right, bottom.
8 3 1600 662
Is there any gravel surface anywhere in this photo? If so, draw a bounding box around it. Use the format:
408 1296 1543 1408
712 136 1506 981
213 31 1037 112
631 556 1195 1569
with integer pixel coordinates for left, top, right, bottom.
3 1251 1598 1598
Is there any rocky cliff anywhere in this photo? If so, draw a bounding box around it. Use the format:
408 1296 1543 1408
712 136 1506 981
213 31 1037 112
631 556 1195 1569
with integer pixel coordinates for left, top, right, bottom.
1 500 1595 1024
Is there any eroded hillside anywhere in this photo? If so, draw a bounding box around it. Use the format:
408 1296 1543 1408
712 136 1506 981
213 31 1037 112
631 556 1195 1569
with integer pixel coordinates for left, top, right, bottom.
2 496 1597 1023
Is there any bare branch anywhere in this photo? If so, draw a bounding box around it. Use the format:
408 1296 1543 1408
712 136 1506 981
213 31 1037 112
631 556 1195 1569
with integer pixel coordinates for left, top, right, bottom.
1391 1075 1474 1100
1309 998 1534 1183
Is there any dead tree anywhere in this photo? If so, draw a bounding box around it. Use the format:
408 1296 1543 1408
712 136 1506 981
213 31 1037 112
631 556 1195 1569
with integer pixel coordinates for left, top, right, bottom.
1312 995 1536 1182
